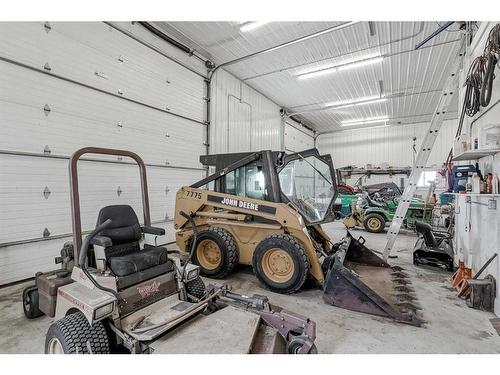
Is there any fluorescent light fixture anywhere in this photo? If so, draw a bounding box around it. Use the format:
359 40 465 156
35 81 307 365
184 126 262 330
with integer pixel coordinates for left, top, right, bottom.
297 55 384 80
240 21 270 32
337 56 384 72
341 116 389 127
324 96 386 109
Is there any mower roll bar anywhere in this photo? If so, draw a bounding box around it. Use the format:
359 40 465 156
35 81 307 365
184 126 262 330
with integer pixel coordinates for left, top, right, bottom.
69 147 151 262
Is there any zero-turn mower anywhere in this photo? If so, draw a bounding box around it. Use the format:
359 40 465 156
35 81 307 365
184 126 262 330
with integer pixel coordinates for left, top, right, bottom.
174 149 423 326
22 147 318 354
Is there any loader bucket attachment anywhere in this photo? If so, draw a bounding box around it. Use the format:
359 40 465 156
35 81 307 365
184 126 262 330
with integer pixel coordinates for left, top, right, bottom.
323 232 423 326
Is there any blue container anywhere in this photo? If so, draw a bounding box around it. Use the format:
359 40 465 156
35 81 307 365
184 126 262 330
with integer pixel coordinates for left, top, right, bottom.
439 192 454 205
452 165 475 192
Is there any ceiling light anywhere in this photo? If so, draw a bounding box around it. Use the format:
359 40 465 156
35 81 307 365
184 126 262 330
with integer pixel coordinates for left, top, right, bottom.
324 96 386 109
240 21 270 32
341 116 389 127
336 56 384 72
341 124 390 131
297 55 384 80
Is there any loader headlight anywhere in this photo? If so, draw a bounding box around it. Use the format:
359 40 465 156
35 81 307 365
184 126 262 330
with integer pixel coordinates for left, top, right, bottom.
94 302 114 320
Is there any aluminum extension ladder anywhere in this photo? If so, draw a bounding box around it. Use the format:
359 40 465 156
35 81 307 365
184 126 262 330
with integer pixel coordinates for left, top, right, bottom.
382 47 463 261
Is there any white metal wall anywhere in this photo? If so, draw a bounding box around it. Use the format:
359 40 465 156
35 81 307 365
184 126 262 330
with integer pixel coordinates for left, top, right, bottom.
210 68 281 153
317 119 457 169
210 68 313 154
0 22 207 285
454 22 500 316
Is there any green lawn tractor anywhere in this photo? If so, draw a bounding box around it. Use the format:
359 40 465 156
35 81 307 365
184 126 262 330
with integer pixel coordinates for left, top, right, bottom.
344 192 434 233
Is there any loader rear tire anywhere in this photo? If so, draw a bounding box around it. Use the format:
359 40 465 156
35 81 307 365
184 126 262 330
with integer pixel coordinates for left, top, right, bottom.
363 213 386 233
253 234 310 294
193 227 238 278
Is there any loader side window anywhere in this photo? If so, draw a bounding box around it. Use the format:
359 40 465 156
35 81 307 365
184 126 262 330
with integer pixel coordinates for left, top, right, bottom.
225 163 267 201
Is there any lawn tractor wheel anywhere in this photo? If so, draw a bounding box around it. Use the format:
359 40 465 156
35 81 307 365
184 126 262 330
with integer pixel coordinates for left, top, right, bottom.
253 234 310 294
45 312 110 354
194 227 238 278
363 213 386 233
287 335 318 354
23 286 44 319
185 276 206 302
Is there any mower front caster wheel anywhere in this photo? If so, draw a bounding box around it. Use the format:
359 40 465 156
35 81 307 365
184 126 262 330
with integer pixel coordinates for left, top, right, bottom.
253 234 310 294
287 336 318 354
23 286 43 319
45 312 110 354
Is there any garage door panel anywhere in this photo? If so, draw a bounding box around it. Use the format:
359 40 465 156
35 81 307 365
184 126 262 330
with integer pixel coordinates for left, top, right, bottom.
0 155 204 244
0 22 205 122
0 222 181 285
0 62 205 169
0 22 206 285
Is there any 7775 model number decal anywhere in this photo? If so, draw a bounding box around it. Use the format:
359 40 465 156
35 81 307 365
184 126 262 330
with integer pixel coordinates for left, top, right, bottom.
185 190 202 199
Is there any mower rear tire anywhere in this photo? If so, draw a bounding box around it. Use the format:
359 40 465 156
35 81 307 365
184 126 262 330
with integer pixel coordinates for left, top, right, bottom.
287 336 318 354
194 227 238 278
185 276 206 302
253 234 310 294
23 286 44 319
363 213 386 233
45 312 110 354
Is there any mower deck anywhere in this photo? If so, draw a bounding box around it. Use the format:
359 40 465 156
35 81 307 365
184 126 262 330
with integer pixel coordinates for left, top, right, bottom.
122 294 204 341
148 306 262 354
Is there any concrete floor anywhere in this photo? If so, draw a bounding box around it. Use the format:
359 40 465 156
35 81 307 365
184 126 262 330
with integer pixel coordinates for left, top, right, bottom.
1 222 499 353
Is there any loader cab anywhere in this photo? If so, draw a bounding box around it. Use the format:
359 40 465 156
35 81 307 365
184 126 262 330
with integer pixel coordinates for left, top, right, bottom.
197 148 338 225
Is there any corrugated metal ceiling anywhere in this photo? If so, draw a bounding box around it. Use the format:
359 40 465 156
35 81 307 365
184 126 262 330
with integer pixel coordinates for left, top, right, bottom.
155 21 463 132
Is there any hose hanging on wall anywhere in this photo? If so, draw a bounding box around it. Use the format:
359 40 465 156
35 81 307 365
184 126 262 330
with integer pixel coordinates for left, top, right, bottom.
480 24 500 107
463 23 500 117
446 23 500 166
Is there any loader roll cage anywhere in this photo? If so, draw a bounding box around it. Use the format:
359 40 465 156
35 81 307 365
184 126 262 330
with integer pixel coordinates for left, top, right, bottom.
191 148 338 225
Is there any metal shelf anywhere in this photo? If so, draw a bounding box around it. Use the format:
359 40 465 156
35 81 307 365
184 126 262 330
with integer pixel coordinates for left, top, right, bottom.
452 149 500 161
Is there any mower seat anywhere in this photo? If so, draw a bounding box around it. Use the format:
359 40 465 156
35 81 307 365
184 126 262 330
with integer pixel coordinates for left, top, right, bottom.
108 247 168 277
94 205 172 281
365 194 386 208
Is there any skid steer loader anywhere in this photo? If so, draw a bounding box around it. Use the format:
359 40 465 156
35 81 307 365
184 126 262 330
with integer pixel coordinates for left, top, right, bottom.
174 149 423 326
22 147 318 354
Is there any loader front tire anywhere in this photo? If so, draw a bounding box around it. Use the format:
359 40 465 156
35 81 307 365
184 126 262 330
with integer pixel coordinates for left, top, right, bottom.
253 234 310 294
363 213 386 233
194 227 238 278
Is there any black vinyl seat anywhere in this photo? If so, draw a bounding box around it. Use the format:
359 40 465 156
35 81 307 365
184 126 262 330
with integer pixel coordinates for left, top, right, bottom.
93 205 172 283
108 246 168 277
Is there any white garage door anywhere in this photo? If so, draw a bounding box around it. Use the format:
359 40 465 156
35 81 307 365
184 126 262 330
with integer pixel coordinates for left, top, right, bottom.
0 22 207 285
284 120 315 153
